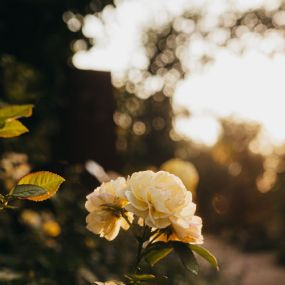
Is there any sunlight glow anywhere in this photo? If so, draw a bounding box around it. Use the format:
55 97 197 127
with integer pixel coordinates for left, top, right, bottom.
174 115 222 146
174 49 285 146
73 0 285 149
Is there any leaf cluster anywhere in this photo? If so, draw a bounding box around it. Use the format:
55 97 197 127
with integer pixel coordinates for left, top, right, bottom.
0 104 65 210
0 104 33 138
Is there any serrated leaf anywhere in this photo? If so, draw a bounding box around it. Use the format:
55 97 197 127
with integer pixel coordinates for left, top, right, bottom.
189 244 219 270
0 104 33 120
0 119 28 138
172 242 199 275
17 171 65 201
11 184 47 198
145 242 173 267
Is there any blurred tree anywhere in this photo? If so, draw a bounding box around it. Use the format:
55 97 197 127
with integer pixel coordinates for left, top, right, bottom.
102 4 285 251
106 3 285 173
174 119 282 250
113 23 186 171
198 121 264 230
115 90 175 171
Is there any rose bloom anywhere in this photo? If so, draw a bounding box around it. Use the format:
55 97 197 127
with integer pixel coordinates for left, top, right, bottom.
85 177 132 241
123 170 196 229
155 215 203 244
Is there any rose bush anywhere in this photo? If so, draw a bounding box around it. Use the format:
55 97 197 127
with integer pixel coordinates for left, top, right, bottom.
85 170 218 284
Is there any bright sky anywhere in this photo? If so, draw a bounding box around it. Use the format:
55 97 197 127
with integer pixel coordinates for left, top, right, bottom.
174 49 285 147
73 0 285 151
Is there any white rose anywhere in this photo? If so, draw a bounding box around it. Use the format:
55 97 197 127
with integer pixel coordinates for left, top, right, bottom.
171 215 203 244
151 215 203 245
123 170 196 228
85 177 132 241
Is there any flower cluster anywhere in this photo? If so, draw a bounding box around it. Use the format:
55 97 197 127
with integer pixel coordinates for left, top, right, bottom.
85 170 203 244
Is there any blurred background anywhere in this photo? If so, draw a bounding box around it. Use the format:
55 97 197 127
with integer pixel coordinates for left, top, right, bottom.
1 0 285 284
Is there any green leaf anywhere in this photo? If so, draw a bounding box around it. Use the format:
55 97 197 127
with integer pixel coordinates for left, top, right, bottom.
125 274 156 282
0 118 5 129
145 242 173 267
172 242 199 275
11 184 47 198
189 244 219 271
125 273 167 284
0 104 33 120
0 105 34 138
17 171 65 201
126 274 167 285
0 119 28 138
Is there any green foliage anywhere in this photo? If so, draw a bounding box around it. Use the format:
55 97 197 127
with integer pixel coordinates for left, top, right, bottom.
17 171 65 201
0 118 5 128
144 242 173 267
125 227 218 283
0 169 65 210
0 104 34 120
0 104 65 209
0 119 29 138
125 273 167 285
11 184 47 199
190 244 219 271
172 242 199 276
144 240 219 275
0 104 33 138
